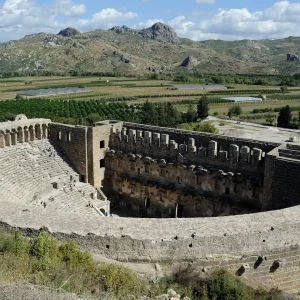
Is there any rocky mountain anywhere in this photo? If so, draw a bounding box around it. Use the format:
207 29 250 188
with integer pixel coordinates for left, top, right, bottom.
58 28 81 37
181 55 199 69
110 22 179 44
0 23 299 75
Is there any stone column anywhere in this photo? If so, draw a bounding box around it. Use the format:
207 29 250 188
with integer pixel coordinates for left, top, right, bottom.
17 129 24 143
5 133 11 147
35 126 42 140
230 144 239 164
0 134 5 148
188 138 196 153
240 146 250 163
29 128 35 141
208 140 217 158
252 148 262 165
128 129 136 144
24 129 29 143
43 126 48 139
152 133 161 148
11 131 17 145
144 131 152 145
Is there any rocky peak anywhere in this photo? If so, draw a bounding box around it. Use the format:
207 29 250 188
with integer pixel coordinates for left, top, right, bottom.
58 28 80 37
181 55 199 69
110 25 137 35
110 22 179 44
141 22 179 44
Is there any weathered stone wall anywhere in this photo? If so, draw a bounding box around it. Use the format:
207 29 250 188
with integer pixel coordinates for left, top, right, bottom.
271 144 300 210
105 151 263 217
87 121 123 188
2 202 300 292
48 123 88 181
2 117 300 292
110 122 279 175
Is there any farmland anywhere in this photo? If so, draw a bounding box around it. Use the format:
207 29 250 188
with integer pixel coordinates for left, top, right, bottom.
1 75 300 128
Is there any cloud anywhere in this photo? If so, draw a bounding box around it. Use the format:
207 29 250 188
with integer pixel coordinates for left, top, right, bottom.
168 1 300 40
134 18 164 29
54 0 86 17
78 8 138 30
0 0 300 42
196 0 215 4
0 0 138 42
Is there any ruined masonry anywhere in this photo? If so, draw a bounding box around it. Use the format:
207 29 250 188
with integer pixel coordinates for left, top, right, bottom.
1 117 300 293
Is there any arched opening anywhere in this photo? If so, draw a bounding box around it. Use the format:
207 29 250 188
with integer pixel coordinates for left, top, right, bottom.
176 204 184 218
35 124 41 140
57 131 62 140
4 130 11 147
17 126 24 143
145 197 150 208
66 131 71 142
24 126 29 143
225 187 230 195
29 125 35 141
42 124 48 139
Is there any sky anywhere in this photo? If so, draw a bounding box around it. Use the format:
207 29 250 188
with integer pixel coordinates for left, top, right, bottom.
0 0 300 42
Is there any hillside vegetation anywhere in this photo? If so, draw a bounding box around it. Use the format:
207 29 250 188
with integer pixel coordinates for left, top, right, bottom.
0 228 287 299
0 23 299 76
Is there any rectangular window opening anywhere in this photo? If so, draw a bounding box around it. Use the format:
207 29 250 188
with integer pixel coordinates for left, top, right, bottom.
100 159 105 168
100 140 105 148
145 164 150 173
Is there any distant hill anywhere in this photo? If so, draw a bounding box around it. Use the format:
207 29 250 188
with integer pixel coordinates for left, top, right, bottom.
0 23 299 75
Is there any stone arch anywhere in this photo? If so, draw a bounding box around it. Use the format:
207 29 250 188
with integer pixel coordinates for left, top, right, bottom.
17 126 24 143
24 126 29 143
42 124 48 139
4 130 11 147
0 130 5 148
29 125 35 141
35 124 41 140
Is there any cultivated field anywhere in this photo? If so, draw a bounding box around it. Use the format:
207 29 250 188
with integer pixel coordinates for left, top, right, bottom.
1 75 300 126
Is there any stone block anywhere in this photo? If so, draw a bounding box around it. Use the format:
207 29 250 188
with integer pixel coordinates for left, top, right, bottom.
128 129 136 143
198 147 207 157
208 140 217 158
144 131 152 144
240 146 250 163
153 133 161 148
179 144 187 153
161 134 169 146
230 144 239 163
219 150 228 161
170 140 178 151
252 148 262 164
122 127 127 136
188 138 195 146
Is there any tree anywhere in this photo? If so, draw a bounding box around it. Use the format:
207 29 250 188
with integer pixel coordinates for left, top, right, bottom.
228 105 242 117
185 104 197 123
265 113 276 125
197 95 209 120
140 100 158 125
277 105 292 128
280 85 288 95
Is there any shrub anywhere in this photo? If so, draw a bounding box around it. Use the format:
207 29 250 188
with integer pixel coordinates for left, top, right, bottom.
194 122 219 134
58 241 95 271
